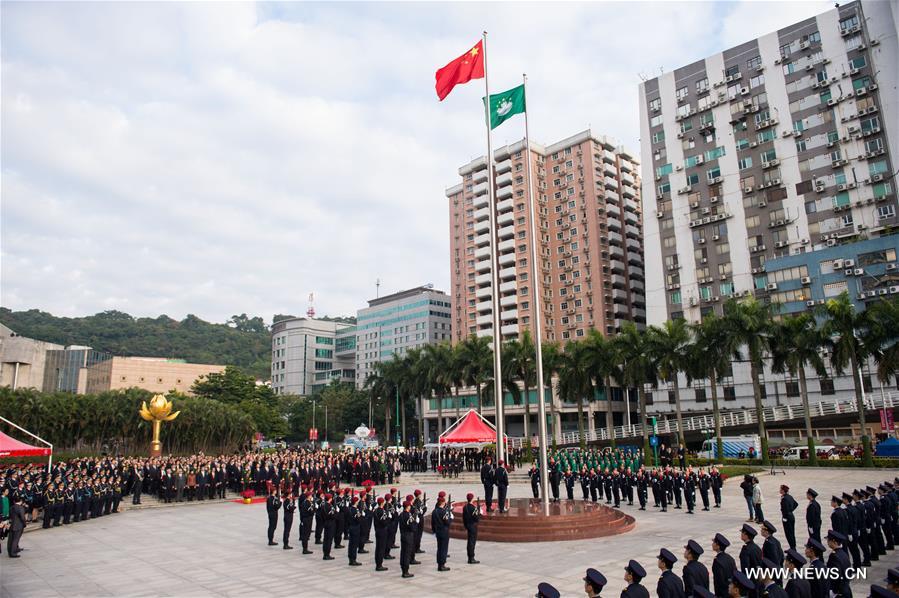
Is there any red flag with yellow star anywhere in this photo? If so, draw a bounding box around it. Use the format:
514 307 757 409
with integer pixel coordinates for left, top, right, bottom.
435 40 484 101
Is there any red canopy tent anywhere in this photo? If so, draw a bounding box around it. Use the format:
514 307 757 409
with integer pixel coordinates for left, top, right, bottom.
437 409 505 467
0 430 52 457
0 416 53 471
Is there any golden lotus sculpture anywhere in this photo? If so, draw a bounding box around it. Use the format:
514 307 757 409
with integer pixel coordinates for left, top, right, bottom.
139 394 180 456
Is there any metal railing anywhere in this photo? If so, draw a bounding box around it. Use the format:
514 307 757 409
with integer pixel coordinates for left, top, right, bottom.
511 393 897 447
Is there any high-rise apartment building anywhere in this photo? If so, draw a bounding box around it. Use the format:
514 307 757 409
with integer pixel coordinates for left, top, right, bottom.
446 130 645 345
354 285 452 388
270 318 355 395
639 0 898 413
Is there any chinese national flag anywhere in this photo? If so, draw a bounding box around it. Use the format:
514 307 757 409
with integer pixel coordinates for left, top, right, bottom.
435 40 484 101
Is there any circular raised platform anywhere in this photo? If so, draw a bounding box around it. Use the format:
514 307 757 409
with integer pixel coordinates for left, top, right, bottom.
427 498 636 542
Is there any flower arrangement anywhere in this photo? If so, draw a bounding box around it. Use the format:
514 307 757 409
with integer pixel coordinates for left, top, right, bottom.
240 489 256 504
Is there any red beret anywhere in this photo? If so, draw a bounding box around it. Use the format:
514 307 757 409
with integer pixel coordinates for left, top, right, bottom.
403 500 411 508
344 487 351 494
390 487 397 493
467 493 474 501
406 494 414 502
384 493 392 500
325 493 332 500
438 491 446 498
414 489 422 496
377 497 384 504
351 496 359 503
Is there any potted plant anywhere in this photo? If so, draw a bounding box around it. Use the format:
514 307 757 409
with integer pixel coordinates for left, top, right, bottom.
240 489 255 504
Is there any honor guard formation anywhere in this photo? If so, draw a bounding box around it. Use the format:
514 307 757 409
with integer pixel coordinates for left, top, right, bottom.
534 475 899 598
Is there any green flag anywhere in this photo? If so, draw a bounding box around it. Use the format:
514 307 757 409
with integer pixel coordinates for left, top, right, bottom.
484 84 526 130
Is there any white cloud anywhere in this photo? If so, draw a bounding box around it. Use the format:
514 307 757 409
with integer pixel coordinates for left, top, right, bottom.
1 1 835 323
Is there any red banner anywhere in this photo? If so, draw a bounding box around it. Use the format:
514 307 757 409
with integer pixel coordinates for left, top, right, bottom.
309 428 319 441
880 409 894 431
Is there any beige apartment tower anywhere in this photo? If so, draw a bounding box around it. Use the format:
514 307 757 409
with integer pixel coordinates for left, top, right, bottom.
446 129 646 345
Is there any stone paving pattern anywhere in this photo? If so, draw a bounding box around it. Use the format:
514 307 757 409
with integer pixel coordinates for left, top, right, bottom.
2 468 897 597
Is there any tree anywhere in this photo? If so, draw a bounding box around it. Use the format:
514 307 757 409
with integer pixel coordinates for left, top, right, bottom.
192 366 285 437
615 323 656 463
420 343 453 439
819 292 875 467
458 335 492 414
541 341 564 451
866 297 899 384
688 314 739 460
585 330 620 448
648 318 691 448
503 330 538 444
770 313 827 466
723 297 775 464
557 340 593 451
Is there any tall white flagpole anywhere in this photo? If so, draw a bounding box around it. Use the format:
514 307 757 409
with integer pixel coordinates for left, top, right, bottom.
522 73 550 515
481 30 506 467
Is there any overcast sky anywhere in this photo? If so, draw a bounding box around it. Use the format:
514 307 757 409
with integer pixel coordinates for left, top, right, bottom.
1 1 832 323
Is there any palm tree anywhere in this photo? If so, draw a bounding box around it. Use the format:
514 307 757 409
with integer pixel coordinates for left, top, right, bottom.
770 313 827 466
459 334 492 414
585 330 620 448
689 314 739 460
541 341 564 451
647 318 691 448
819 292 875 467
420 343 453 438
723 297 775 464
504 330 538 445
615 323 657 464
557 339 594 451
866 297 899 385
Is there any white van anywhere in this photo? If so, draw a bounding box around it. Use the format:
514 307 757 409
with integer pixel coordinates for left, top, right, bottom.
782 445 835 460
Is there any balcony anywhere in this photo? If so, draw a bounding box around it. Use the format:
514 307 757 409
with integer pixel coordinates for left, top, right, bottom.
477 301 492 313
497 225 515 240
627 250 642 265
475 245 491 259
609 244 625 258
476 286 492 298
499 281 517 293
498 239 516 252
473 168 488 183
498 252 515 266
611 274 627 288
605 177 620 189
612 288 629 302
625 198 640 213
628 265 644 279
631 279 645 292
501 323 520 336
626 237 641 251
625 224 641 238
622 172 636 186
476 258 491 273
605 191 620 203
476 272 493 285
496 172 513 187
474 218 490 233
610 259 626 273
496 198 514 212
473 193 489 209
495 159 512 174
501 309 518 321
606 203 621 218
608 231 624 245
500 295 517 307
476 314 493 326
497 211 514 226
625 210 639 225
474 207 491 221
475 233 491 246
602 149 616 164
497 185 514 200
499 267 517 280
472 181 488 196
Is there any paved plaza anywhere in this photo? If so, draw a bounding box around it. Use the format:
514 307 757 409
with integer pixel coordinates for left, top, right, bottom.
2 468 897 597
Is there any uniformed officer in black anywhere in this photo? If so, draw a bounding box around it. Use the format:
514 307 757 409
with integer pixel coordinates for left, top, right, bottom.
529 463 540 499
825 530 852 598
299 489 315 554
636 470 648 511
698 471 711 511
739 523 763 570
656 548 685 598
759 558 788 598
495 461 509 513
412 489 427 555
265 489 281 546
537 582 561 598
806 488 821 542
399 499 416 578
621 559 649 598
682 539 709 595
373 496 389 571
761 520 784 568
885 568 899 594
320 493 336 560
462 492 480 564
584 568 607 597
712 533 737 598
347 495 362 566
729 571 755 598
780 485 798 550
684 471 696 514
783 548 811 598
481 457 495 511
803 538 829 598
282 492 295 550
431 493 452 571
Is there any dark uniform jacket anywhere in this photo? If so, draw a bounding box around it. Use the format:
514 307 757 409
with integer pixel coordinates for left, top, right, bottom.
764 582 789 598
785 578 812 598
656 570 686 598
682 560 709 595
763 535 784 566
620 582 650 598
713 551 737 598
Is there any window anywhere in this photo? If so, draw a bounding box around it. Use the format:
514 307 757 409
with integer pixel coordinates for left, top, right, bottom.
655 163 673 177
650 114 663 127
705 146 725 161
873 182 893 199
670 291 682 304
649 97 661 111
849 55 867 69
739 156 753 170
695 388 707 402
676 86 689 101
785 381 800 397
819 377 835 395
747 55 762 70
750 74 765 89
869 160 889 176
706 167 721 182
878 205 896 220
668 391 676 405
696 78 709 93
652 130 665 144
725 65 740 78
723 386 736 401
839 15 859 31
